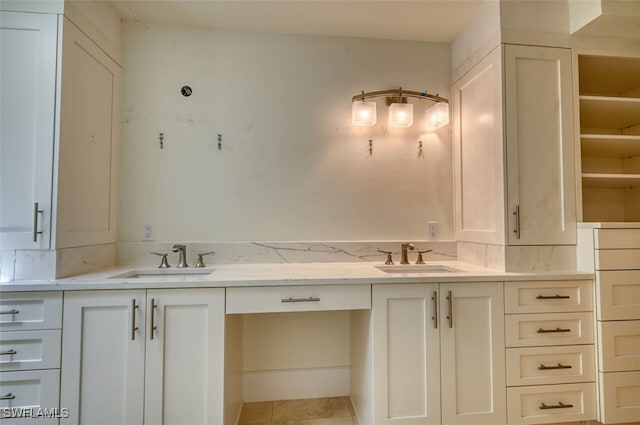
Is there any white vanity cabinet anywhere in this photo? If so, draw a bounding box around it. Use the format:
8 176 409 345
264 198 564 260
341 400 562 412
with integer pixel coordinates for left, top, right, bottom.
372 282 506 425
454 44 576 249
578 225 640 424
504 280 596 425
0 292 63 424
60 288 225 425
0 8 120 251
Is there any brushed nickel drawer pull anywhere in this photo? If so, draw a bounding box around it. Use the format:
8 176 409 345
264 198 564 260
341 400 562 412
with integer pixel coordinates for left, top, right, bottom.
539 402 573 410
431 291 438 329
0 310 19 315
0 350 17 356
537 327 571 334
513 205 521 239
538 363 572 370
281 297 320 303
536 294 570 300
446 290 453 328
150 298 157 340
0 393 16 400
33 202 43 242
131 299 139 341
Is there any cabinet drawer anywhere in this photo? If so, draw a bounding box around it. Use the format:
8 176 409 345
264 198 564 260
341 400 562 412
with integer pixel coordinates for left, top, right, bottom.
226 284 371 314
598 321 640 372
596 229 640 249
599 371 640 424
596 249 640 271
0 330 60 372
597 270 640 320
0 292 62 331
506 345 595 387
505 280 592 314
0 369 61 424
507 383 596 425
505 312 594 347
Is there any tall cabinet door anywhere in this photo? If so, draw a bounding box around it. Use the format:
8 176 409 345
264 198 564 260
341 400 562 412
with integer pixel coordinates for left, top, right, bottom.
0 12 57 249
440 282 506 425
372 284 441 425
61 290 146 425
144 288 225 425
504 44 576 246
55 17 121 248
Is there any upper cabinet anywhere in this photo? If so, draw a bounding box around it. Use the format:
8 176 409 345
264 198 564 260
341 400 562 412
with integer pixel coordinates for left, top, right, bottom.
0 11 121 250
578 55 640 223
0 12 58 249
454 44 576 247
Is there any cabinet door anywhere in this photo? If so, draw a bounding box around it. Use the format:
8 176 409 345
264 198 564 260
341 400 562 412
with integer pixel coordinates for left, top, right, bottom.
60 290 146 425
55 17 120 248
372 284 441 425
504 44 576 246
440 282 506 425
144 288 225 425
0 12 57 249
454 45 505 245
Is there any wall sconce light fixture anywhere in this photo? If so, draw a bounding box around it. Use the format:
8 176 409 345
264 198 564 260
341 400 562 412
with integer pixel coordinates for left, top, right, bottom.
351 88 449 130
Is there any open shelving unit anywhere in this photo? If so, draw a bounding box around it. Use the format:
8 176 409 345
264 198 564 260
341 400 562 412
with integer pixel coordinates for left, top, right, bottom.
578 55 640 222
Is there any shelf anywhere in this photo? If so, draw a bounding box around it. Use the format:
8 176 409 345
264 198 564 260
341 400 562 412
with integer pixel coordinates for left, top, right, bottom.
579 96 640 130
578 55 640 97
581 134 640 158
582 173 640 188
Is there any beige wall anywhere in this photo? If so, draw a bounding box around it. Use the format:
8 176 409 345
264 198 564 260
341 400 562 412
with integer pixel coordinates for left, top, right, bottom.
120 22 453 243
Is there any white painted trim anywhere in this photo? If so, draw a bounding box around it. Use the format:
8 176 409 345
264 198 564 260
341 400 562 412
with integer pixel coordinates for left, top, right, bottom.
242 367 350 402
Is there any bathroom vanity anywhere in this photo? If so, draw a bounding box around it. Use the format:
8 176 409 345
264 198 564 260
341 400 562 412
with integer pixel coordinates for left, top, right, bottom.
0 262 597 425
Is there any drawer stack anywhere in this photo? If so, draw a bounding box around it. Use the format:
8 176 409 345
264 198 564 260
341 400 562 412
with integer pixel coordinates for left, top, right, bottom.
594 228 640 424
504 280 596 425
0 292 63 424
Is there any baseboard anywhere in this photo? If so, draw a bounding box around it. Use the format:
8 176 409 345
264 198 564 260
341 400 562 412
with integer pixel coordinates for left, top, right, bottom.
242 366 350 402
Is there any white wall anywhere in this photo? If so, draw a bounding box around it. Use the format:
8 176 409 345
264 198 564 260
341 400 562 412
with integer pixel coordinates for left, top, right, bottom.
120 22 453 243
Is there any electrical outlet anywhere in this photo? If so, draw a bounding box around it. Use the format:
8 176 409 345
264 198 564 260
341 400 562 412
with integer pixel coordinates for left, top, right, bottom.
143 223 153 241
428 221 438 240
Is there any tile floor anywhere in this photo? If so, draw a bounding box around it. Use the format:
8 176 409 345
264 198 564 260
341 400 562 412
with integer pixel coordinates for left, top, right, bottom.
238 396 357 425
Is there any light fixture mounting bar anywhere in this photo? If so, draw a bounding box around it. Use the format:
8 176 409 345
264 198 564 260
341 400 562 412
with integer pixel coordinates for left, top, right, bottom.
352 88 448 104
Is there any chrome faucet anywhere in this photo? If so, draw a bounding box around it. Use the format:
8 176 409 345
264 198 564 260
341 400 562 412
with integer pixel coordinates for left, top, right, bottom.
172 244 188 268
401 243 415 265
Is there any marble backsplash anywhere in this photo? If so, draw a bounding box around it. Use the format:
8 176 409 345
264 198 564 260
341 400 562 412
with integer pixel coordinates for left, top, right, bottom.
116 241 458 268
1 241 457 282
457 241 577 272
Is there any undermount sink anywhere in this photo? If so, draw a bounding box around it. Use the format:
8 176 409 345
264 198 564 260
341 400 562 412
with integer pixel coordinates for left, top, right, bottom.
109 268 216 279
375 264 463 274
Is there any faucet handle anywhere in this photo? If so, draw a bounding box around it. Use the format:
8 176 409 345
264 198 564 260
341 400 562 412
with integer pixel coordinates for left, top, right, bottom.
416 249 432 264
151 252 171 268
195 251 215 268
378 249 394 265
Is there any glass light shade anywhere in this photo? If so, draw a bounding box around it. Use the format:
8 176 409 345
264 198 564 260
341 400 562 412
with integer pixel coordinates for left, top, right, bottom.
388 103 413 128
424 102 450 131
352 101 377 126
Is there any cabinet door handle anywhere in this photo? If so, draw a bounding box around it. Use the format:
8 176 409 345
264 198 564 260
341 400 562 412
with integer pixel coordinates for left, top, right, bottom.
431 291 438 329
131 299 139 341
539 402 573 410
446 290 453 328
33 202 44 242
150 298 157 340
0 393 16 400
0 350 17 356
536 294 570 300
0 309 19 315
281 297 320 303
513 205 521 239
537 327 571 334
538 363 572 370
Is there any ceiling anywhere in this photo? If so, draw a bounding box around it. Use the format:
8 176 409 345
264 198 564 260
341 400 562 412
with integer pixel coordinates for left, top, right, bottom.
107 0 489 43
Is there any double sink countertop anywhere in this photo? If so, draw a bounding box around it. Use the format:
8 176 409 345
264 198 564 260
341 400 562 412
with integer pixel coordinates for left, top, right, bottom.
0 261 594 292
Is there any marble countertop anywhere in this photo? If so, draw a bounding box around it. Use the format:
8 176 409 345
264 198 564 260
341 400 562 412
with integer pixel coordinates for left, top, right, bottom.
0 261 594 292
